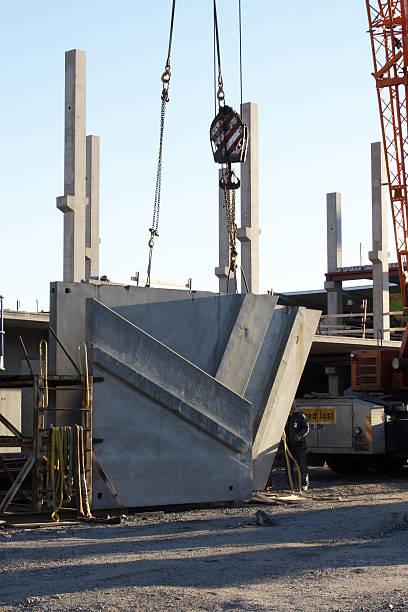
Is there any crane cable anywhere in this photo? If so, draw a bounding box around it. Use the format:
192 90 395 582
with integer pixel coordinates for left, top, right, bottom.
213 0 246 293
214 0 236 292
238 0 243 114
145 0 176 287
213 0 225 107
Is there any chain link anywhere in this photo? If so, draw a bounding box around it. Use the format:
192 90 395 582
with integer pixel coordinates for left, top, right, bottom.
221 166 238 292
151 98 167 235
145 0 176 287
146 97 168 286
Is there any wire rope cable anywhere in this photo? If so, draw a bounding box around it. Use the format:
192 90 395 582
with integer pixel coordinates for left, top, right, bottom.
145 0 176 287
213 0 225 106
238 0 243 114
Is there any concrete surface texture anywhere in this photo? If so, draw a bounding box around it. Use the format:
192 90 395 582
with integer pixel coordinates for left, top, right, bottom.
56 50 100 283
51 282 319 504
85 135 100 280
114 293 250 376
237 101 260 294
324 191 343 336
324 191 344 396
56 50 87 283
113 293 319 490
369 141 390 341
49 281 215 374
87 298 253 508
251 305 321 489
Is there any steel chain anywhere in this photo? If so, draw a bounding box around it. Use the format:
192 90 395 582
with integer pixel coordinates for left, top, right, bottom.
151 98 167 235
221 167 238 292
145 0 176 287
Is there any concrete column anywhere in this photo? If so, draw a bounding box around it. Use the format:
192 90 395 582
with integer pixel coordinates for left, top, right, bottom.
325 366 344 396
237 102 260 294
56 49 88 282
369 141 390 340
85 135 100 280
215 170 237 293
324 193 342 335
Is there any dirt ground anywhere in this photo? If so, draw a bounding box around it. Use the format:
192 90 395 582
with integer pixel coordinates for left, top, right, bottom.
1 466 408 612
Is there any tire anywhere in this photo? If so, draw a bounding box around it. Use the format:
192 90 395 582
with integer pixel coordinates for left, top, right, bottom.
371 455 407 473
326 454 371 475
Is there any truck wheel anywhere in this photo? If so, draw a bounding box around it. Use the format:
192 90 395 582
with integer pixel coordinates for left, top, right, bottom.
371 456 407 473
326 455 371 475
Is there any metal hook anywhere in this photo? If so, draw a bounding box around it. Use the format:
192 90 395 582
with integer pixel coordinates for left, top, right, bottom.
219 169 240 190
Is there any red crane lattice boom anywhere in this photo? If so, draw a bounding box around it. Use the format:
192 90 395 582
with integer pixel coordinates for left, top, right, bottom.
366 0 408 310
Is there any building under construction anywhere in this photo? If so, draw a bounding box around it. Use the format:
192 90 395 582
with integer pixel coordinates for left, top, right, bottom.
3 1 408 519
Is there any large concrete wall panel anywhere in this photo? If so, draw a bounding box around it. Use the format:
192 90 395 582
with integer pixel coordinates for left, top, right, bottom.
51 281 319 501
92 361 252 507
252 306 321 490
215 294 278 394
113 294 246 377
87 299 253 507
50 281 215 375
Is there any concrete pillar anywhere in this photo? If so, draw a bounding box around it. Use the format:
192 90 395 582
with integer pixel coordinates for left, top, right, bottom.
85 135 100 280
369 141 390 340
215 170 237 293
324 193 343 335
237 102 260 294
325 366 344 396
56 49 88 282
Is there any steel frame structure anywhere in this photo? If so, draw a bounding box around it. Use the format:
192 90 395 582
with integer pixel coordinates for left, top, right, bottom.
366 0 408 309
0 375 93 514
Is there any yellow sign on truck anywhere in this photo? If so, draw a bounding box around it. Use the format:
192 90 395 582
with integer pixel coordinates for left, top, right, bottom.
300 407 336 424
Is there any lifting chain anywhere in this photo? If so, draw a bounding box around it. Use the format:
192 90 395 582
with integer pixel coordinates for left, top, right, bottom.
145 0 176 287
211 0 248 294
221 165 238 293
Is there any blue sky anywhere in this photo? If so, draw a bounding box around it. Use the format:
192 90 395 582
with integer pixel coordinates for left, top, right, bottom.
1 1 385 311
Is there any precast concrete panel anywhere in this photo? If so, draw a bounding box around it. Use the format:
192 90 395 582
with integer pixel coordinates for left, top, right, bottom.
251 306 321 489
113 293 248 377
49 281 215 376
87 299 253 508
51 281 319 501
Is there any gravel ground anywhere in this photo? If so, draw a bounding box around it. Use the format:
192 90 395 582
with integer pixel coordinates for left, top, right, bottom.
1 466 408 611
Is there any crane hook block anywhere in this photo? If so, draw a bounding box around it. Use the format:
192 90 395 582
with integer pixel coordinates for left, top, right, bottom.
210 105 248 165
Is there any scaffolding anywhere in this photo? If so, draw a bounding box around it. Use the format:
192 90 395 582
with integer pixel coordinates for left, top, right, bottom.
0 373 94 515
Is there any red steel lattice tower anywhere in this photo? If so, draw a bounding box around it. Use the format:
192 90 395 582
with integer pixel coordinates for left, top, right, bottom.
366 0 408 310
